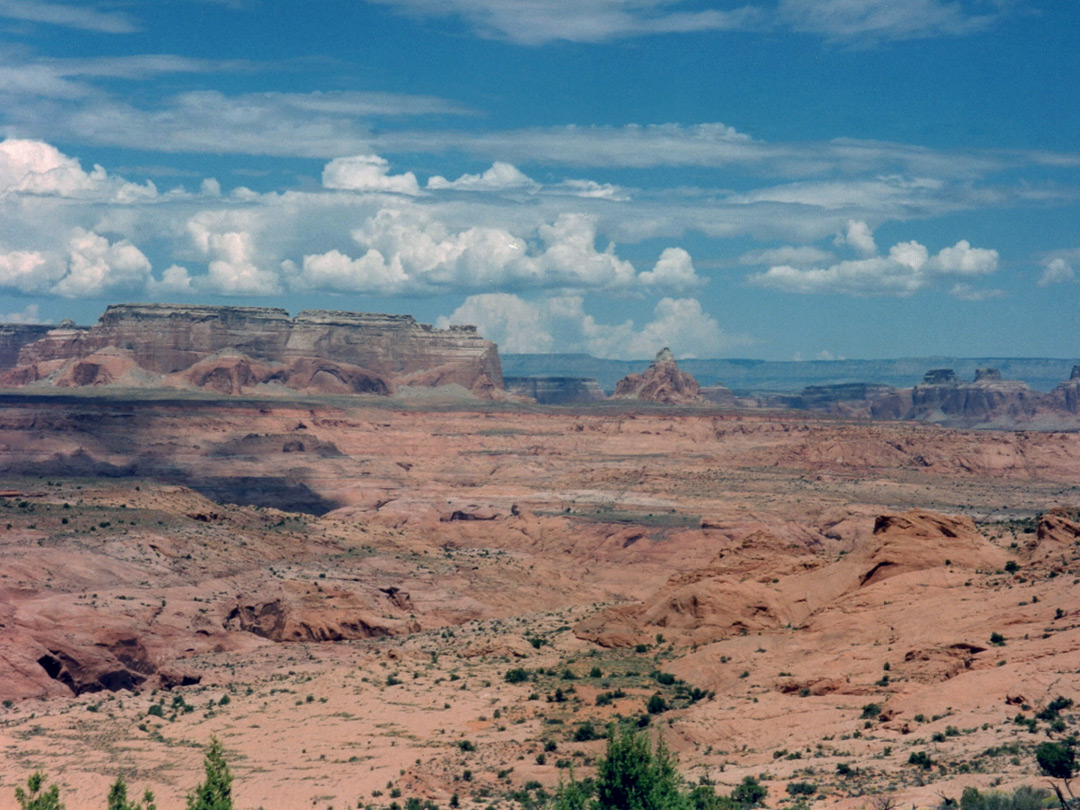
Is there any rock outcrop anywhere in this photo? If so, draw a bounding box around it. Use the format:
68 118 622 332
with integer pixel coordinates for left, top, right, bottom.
226 583 420 643
612 348 702 404
504 376 607 404
1048 365 1080 414
0 303 503 398
0 323 52 368
699 383 740 408
769 366 1080 426
575 508 1008 648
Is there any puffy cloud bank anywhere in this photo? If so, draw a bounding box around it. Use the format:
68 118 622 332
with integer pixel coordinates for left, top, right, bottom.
291 209 704 295
438 294 735 359
0 138 155 201
747 221 999 298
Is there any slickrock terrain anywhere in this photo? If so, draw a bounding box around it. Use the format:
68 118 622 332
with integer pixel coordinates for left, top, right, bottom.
2 390 1080 808
613 348 703 404
0 304 503 398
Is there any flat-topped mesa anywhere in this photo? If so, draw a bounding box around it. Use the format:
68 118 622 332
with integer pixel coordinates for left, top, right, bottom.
905 366 1038 423
287 309 500 387
100 303 292 324
2 303 503 397
613 347 703 404
921 368 957 385
96 303 294 373
504 376 607 404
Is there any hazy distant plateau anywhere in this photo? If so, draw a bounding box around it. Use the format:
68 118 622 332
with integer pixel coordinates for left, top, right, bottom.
502 354 1080 394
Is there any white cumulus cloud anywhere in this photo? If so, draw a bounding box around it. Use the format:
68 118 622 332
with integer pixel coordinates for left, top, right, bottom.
0 244 61 293
51 227 152 297
0 138 156 200
427 161 538 192
637 247 703 292
1038 252 1080 287
928 239 998 275
834 220 877 256
291 209 701 295
322 154 420 195
748 236 998 297
438 294 732 359
188 220 281 295
146 264 196 295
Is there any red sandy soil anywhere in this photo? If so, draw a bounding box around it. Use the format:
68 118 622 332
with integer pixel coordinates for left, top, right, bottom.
1 395 1079 808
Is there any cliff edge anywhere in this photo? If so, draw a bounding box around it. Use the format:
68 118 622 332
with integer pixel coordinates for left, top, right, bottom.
0 303 503 399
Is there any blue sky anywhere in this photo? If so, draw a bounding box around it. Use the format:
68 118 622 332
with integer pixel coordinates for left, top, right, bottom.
0 0 1077 360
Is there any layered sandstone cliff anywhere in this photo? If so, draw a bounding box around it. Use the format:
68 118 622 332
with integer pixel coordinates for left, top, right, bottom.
767 366 1080 426
868 367 1043 424
0 303 503 398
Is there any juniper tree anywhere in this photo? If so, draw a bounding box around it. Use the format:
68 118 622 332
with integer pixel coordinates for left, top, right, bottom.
186 736 233 810
14 772 64 810
107 775 157 810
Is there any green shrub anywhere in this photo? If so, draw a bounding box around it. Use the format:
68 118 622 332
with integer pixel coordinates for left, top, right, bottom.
107 776 156 810
785 782 816 797
593 727 684 810
732 776 767 808
15 772 63 810
573 722 602 742
860 703 881 720
1036 741 1076 781
960 785 1050 810
908 751 933 770
185 736 233 810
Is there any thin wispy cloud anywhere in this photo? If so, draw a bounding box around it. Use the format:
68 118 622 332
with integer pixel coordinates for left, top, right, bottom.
367 0 1015 45
777 0 1012 43
0 0 137 33
0 0 1073 360
367 0 763 45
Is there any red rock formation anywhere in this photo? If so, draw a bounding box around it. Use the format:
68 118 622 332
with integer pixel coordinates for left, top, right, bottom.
1 303 503 398
576 508 1009 647
613 348 702 404
226 582 420 642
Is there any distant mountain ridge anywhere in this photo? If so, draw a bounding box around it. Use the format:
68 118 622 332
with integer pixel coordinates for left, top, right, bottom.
501 354 1080 394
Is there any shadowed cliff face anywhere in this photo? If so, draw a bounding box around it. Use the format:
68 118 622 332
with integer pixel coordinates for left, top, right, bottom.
0 303 504 398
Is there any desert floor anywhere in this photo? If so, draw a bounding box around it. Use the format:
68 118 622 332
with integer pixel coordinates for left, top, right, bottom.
1 393 1079 809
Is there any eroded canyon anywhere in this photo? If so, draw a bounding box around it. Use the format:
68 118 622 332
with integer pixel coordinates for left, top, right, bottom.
1 392 1079 809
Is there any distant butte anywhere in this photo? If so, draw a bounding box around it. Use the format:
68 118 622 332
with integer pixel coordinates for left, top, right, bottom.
0 303 504 399
613 347 703 404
